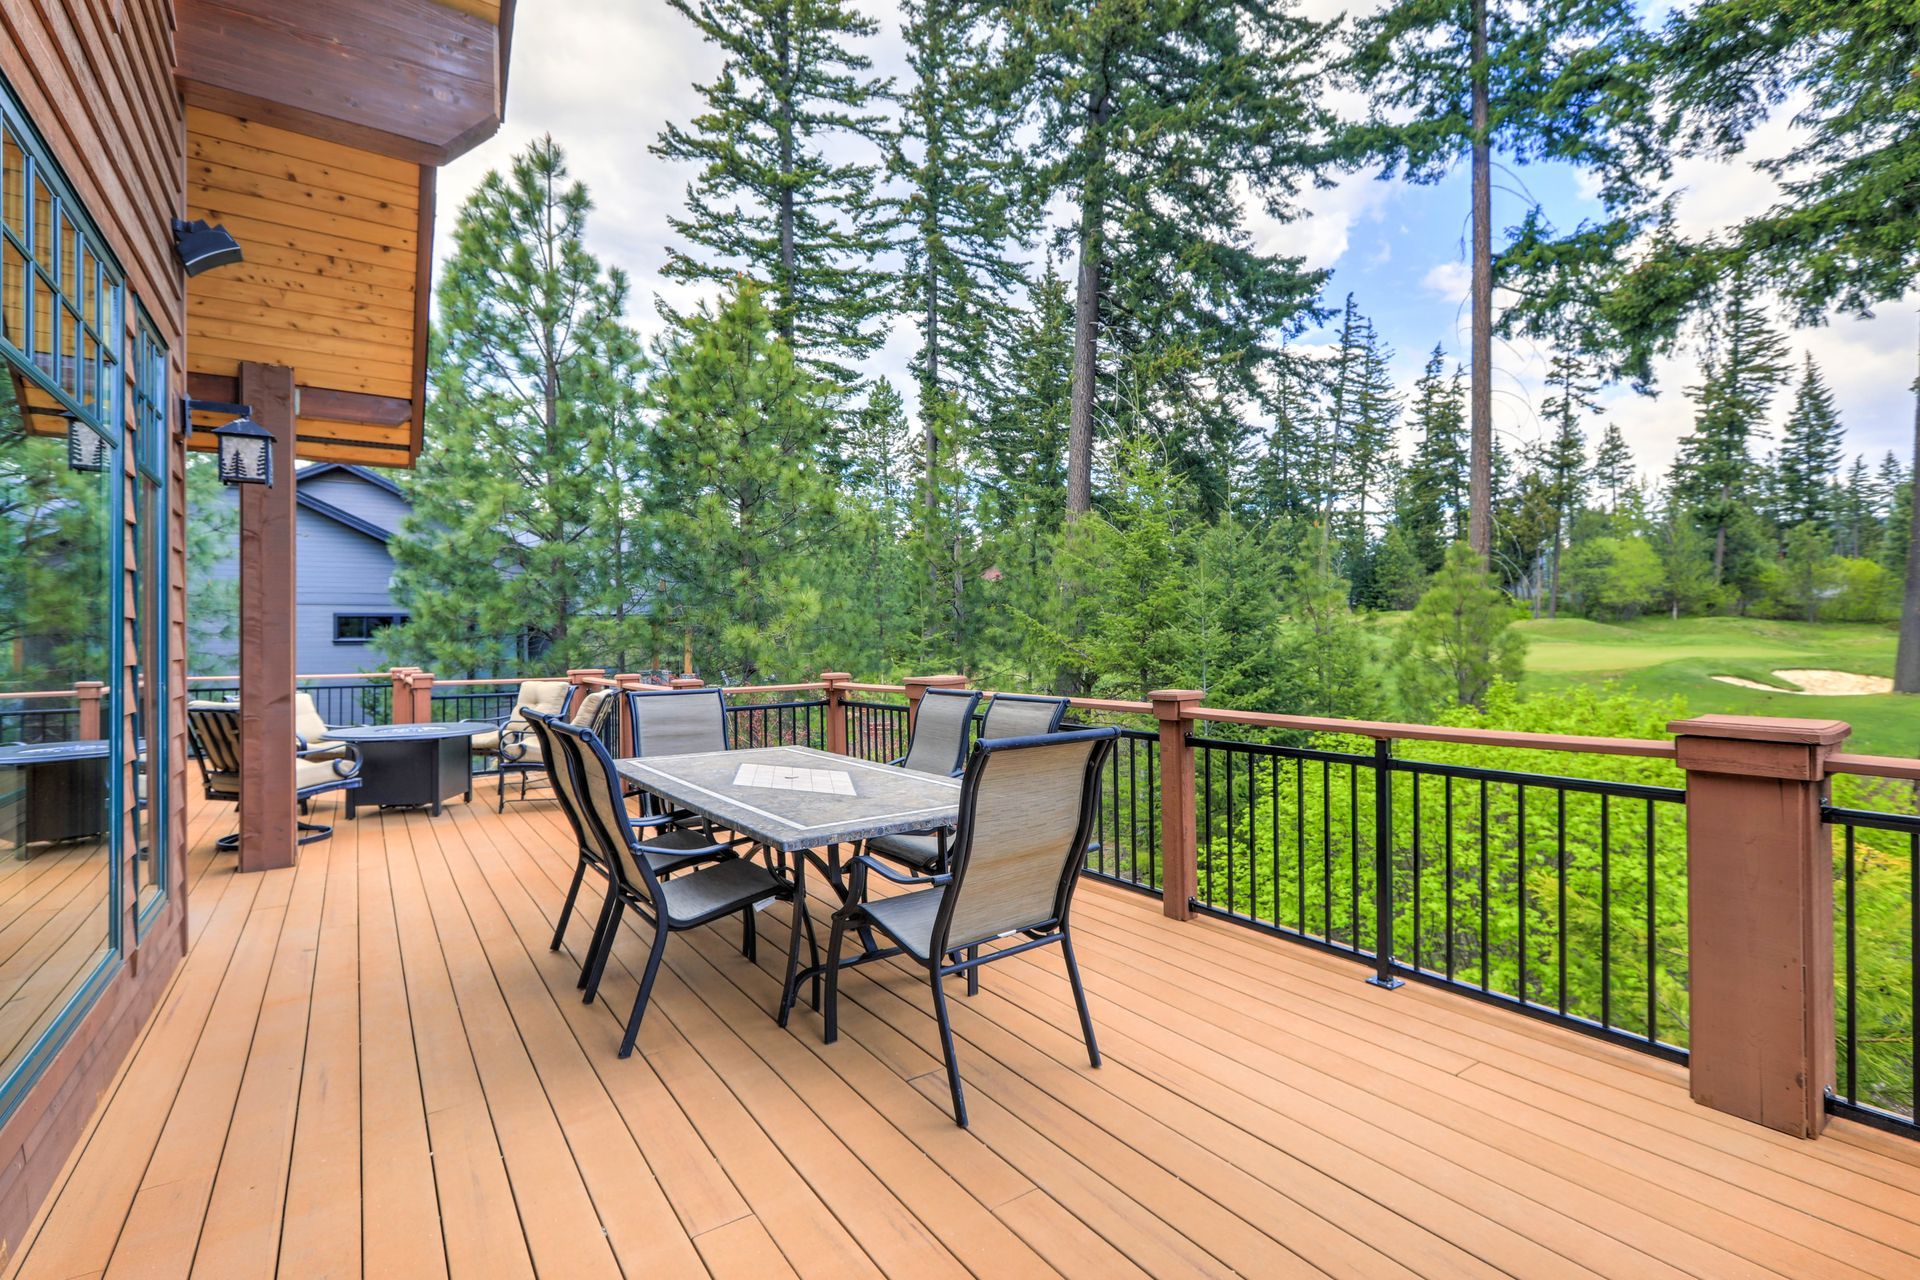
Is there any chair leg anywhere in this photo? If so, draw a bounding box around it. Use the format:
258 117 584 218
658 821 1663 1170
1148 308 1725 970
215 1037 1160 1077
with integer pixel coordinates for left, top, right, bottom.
740 906 757 962
778 891 807 1028
618 923 671 1059
580 892 620 999
497 768 507 813
966 945 980 996
823 912 851 1044
552 856 588 952
929 968 969 1127
803 906 822 1011
1061 928 1101 1068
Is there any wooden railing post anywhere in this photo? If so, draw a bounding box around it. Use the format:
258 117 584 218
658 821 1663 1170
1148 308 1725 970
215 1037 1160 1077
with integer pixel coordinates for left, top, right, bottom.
669 676 704 691
1671 714 1850 1137
564 668 600 720
821 672 851 755
614 673 646 756
903 674 968 734
1150 689 1204 921
73 681 106 740
388 668 418 724
406 671 436 726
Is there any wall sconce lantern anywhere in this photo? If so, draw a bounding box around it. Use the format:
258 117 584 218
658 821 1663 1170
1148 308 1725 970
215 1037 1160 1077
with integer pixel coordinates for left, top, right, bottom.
212 414 274 487
65 418 108 472
170 218 243 277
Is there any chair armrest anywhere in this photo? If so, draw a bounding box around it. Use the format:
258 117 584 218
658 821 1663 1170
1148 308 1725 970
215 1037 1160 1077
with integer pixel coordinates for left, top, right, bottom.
500 726 536 763
299 740 362 779
885 754 906 767
848 851 950 904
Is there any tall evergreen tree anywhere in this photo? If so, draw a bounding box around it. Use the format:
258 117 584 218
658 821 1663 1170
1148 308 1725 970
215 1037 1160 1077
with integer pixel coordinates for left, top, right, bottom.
1400 346 1469 571
1669 267 1789 583
1590 422 1634 514
654 0 894 381
1013 0 1336 522
1774 354 1845 531
1346 0 1659 562
1325 295 1401 547
390 138 646 674
643 281 841 680
1633 0 1920 687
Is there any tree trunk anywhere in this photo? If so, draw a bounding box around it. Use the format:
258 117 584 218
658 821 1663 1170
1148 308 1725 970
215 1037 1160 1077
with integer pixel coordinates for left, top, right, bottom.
1066 191 1101 521
1895 314 1920 692
1466 0 1493 562
775 8 797 347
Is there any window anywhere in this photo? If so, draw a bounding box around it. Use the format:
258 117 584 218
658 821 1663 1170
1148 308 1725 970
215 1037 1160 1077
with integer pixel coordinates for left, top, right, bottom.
130 308 167 929
334 613 406 643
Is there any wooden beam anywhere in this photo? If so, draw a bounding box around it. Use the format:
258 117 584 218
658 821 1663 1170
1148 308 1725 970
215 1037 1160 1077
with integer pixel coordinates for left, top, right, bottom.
187 374 413 428
175 0 505 166
237 361 298 872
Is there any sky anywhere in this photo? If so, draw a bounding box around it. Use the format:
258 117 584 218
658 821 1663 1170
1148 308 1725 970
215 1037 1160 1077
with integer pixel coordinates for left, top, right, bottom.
436 0 1917 489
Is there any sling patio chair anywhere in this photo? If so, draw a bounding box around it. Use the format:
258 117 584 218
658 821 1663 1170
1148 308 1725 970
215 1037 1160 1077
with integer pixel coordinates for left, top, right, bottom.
824 726 1118 1126
548 717 817 1058
861 686 997 875
620 686 740 830
523 705 748 982
979 692 1069 738
473 678 574 810
187 700 363 850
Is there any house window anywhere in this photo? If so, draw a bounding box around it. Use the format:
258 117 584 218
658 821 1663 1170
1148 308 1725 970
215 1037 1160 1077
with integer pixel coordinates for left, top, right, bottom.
334 613 405 644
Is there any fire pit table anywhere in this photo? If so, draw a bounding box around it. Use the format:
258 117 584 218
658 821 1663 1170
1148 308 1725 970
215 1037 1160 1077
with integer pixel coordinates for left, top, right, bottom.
326 721 494 818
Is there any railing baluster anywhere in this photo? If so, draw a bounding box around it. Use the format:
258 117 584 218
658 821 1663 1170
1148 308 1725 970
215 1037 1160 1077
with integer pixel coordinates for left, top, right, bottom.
1369 739 1399 988
1601 792 1613 1031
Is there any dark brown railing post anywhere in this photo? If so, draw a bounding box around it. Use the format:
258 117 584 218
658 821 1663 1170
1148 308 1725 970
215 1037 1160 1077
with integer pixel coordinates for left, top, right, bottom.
388 667 417 724
821 672 851 755
903 674 968 734
406 671 436 725
1149 690 1203 921
1672 714 1850 1137
614 673 645 756
564 668 600 719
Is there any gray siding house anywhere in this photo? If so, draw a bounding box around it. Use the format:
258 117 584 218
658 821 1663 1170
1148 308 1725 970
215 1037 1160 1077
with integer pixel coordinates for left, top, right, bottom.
200 464 413 672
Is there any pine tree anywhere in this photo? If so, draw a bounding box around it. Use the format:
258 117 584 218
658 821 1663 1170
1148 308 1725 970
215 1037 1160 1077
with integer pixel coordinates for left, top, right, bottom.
1538 347 1596 616
1013 0 1336 522
1392 542 1526 712
1590 423 1634 514
654 0 894 381
1774 354 1845 531
1346 0 1660 561
1246 354 1328 526
1669 267 1789 583
389 138 646 675
1400 347 1469 572
643 281 841 680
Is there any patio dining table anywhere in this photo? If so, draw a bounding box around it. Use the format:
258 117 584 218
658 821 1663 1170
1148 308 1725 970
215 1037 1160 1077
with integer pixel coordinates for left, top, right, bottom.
615 745 963 1016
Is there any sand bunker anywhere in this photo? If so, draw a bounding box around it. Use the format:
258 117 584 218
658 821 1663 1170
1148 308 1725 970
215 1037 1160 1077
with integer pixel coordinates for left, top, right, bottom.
1711 668 1894 696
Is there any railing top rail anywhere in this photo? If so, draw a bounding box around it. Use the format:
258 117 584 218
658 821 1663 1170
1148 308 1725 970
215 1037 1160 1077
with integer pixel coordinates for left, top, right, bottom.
1 689 83 701
1827 752 1920 782
840 682 907 695
1190 705 1679 759
186 673 388 683
717 683 830 696
427 676 568 688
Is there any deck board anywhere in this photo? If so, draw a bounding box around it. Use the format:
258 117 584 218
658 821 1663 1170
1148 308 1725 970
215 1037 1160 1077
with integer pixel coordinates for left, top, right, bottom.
8 788 1920 1279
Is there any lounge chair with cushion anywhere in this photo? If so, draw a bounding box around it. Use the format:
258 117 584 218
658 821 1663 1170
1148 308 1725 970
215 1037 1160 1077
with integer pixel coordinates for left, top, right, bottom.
824 726 1118 1126
186 700 362 850
294 690 349 760
472 679 580 810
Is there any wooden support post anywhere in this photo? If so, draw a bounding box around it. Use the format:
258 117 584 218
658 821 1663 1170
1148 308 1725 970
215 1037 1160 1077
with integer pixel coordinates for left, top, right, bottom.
406 671 436 726
73 682 106 740
614 673 646 756
564 668 600 720
903 674 968 734
1150 689 1204 922
237 361 297 872
1672 714 1850 1137
388 668 418 724
821 672 851 755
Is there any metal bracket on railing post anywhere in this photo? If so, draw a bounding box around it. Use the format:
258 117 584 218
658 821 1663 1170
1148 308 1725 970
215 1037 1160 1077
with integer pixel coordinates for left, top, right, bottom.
1367 736 1404 989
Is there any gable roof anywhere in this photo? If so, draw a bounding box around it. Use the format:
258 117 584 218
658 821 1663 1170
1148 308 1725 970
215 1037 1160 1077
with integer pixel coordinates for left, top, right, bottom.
296 462 406 497
296 490 393 544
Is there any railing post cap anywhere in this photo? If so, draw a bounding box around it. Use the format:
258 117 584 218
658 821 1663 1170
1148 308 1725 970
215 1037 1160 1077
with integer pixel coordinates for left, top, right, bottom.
819 671 852 684
73 680 106 692
669 676 704 689
1667 715 1851 747
1148 688 1205 709
904 673 967 688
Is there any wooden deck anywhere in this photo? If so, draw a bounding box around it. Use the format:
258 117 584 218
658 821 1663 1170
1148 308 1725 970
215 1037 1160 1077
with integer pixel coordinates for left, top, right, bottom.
7 787 1920 1279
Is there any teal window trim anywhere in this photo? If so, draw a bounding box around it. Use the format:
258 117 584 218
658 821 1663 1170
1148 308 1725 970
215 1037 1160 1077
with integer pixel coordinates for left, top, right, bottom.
0 68 125 442
133 304 169 938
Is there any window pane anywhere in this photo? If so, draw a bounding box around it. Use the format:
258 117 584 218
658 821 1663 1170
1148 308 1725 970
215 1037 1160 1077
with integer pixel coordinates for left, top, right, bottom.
0 370 114 1089
60 303 79 397
0 239 22 348
0 130 21 239
81 330 97 413
31 274 52 377
78 245 94 328
29 174 51 274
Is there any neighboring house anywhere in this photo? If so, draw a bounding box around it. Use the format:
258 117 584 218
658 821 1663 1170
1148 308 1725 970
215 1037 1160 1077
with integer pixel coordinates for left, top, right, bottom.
198 463 413 672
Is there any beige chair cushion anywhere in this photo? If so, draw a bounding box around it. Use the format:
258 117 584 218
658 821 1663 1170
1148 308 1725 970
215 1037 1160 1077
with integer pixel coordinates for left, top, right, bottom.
476 680 573 756
294 692 351 759
296 758 354 791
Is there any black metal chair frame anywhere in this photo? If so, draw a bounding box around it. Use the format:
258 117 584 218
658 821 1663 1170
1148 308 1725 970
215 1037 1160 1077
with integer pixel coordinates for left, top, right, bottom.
824 727 1118 1127
549 717 818 1058
524 707 747 980
185 703 363 850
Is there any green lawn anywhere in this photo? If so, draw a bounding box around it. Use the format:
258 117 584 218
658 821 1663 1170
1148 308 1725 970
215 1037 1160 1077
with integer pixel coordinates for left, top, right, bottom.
1514 615 1916 757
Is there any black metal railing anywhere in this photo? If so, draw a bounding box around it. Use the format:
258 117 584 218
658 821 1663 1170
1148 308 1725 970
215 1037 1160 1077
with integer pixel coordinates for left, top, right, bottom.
1082 727 1161 893
1826 799 1918 1137
0 706 81 745
1190 733 1690 1060
188 680 392 727
430 689 518 724
844 699 909 763
725 699 829 750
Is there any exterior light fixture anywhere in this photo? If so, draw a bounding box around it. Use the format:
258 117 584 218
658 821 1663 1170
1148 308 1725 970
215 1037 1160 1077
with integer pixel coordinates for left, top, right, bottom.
170 218 243 276
211 414 274 486
65 417 107 472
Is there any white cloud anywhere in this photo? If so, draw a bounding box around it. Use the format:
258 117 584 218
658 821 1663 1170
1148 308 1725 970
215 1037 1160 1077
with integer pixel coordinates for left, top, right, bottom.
1421 261 1470 303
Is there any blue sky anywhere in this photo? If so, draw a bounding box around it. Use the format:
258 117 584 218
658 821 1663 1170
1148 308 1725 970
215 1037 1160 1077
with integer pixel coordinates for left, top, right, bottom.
439 0 1917 489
